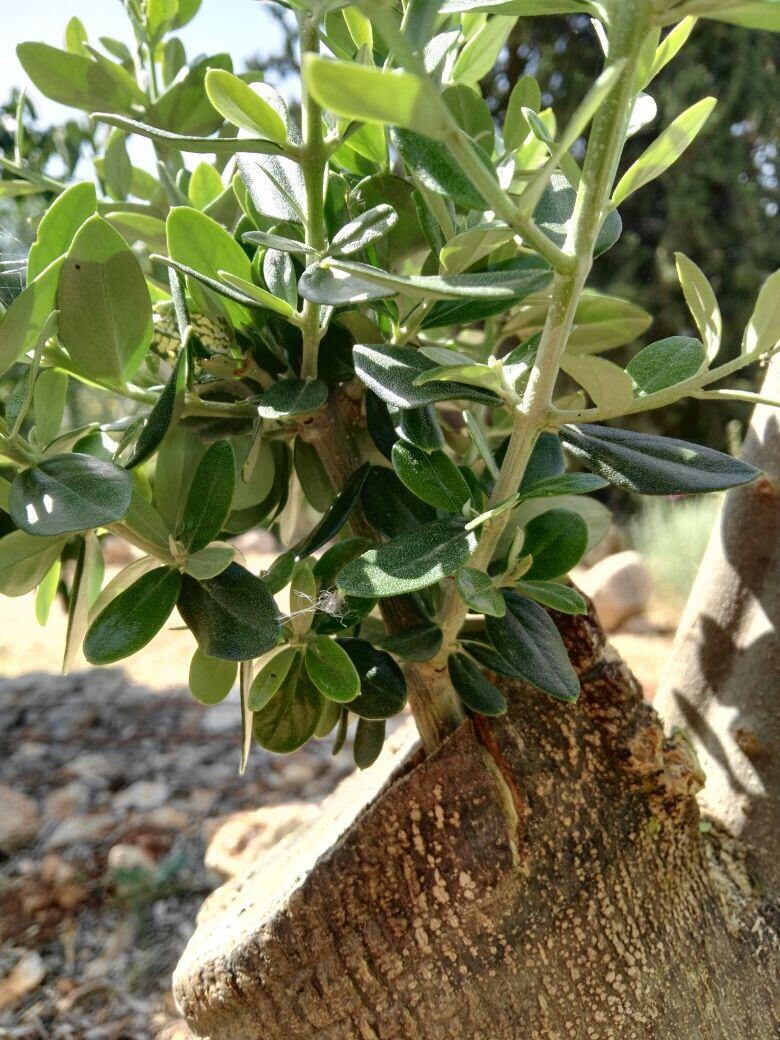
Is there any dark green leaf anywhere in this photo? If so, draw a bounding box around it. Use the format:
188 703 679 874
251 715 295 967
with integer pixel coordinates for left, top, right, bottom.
518 472 609 501
448 653 507 715
455 567 506 617
626 336 706 396
354 718 386 769
188 648 237 705
126 349 188 469
534 173 622 257
294 437 334 512
252 652 323 754
392 128 487 209
337 517 476 598
516 431 565 491
560 424 761 495
313 538 373 589
391 441 470 512
295 462 370 558
353 343 501 408
257 378 328 419
337 637 407 719
485 591 580 702
361 465 436 538
177 563 281 660
372 623 443 662
330 205 399 256
521 508 588 580
421 259 552 330
261 550 297 594
84 567 181 665
10 453 133 537
58 215 152 382
179 441 236 553
388 404 444 451
515 580 587 615
305 635 360 703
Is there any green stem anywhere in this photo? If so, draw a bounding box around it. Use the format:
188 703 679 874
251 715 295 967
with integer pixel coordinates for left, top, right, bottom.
431 0 654 668
297 14 328 380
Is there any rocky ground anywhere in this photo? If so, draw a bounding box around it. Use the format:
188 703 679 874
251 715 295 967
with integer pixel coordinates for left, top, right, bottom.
0 540 676 1039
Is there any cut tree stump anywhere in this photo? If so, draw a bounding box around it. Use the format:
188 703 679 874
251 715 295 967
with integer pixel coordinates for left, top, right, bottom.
174 609 779 1040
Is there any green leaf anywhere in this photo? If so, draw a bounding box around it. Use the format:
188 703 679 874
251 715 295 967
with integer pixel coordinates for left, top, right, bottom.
63 533 103 674
252 652 323 754
205 69 288 145
262 249 297 311
166 207 253 328
104 129 132 199
441 0 594 11
422 259 552 330
237 153 306 223
145 0 178 39
455 567 505 617
521 508 588 580
35 557 61 626
612 98 717 207
295 462 370 558
146 52 231 136
674 253 722 363
703 2 780 31
361 465 436 538
94 112 283 156
560 424 760 495
626 336 706 396
301 256 547 307
452 15 516 85
17 42 141 114
305 635 361 703
58 215 152 382
353 343 501 409
243 229 314 255
535 173 622 257
183 543 236 580
10 453 133 537
391 441 470 512
559 353 634 411
177 563 281 661
371 623 443 662
485 591 580 702
515 579 587 615
304 56 452 139
337 637 407 719
247 645 299 711
179 440 235 553
330 205 399 257
389 404 444 451
84 566 181 665
154 428 205 532
393 128 487 210
518 472 609 501
448 653 507 715
257 378 328 420
289 559 317 638
0 531 66 597
27 182 97 281
0 257 63 379
506 290 652 354
353 718 386 770
742 269 780 355
504 74 541 151
215 270 295 317
33 368 69 448
337 517 477 598
126 349 188 469
294 437 334 512
188 162 225 210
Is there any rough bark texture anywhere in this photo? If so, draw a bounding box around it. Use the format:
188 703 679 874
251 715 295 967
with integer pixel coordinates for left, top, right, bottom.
175 609 779 1040
656 359 780 892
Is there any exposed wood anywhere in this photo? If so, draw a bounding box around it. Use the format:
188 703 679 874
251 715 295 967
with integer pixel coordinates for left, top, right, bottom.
175 607 779 1039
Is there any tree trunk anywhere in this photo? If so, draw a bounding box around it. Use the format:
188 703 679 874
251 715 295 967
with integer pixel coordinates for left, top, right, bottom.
655 357 780 892
174 608 779 1039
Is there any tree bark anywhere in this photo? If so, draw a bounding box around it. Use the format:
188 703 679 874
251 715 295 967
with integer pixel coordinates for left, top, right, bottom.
174 607 779 1039
655 358 780 892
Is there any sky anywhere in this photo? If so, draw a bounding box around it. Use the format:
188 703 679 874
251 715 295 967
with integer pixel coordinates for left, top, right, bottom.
1 0 287 122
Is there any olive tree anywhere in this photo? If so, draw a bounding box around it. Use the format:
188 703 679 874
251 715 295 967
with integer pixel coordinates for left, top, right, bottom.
2 0 779 1037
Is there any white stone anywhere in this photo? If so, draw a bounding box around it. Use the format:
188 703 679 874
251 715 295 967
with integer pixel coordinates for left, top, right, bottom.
577 549 652 632
113 779 170 812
